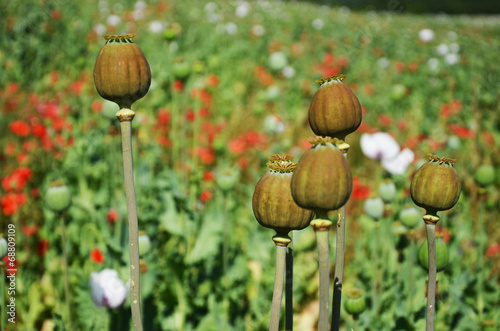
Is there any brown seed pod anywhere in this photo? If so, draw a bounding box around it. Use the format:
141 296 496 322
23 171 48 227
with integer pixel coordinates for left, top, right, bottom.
93 34 151 109
252 155 314 236
410 155 461 215
291 137 352 213
308 75 362 140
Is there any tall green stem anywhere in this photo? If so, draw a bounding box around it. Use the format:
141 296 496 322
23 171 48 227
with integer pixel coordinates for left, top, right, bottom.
285 232 293 331
371 222 380 316
60 213 72 330
477 193 486 326
331 206 345 331
270 236 290 331
312 217 332 331
117 108 143 331
407 231 416 320
424 214 439 331
1 262 5 331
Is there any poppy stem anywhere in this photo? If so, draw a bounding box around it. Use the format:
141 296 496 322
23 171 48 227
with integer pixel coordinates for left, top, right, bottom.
270 236 290 331
423 214 439 331
285 232 293 331
117 108 143 331
331 205 346 331
312 217 332 331
60 212 72 330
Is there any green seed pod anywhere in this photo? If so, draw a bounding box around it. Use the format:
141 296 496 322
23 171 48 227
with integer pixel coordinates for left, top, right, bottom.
379 180 397 203
308 75 362 140
418 237 449 272
45 180 71 212
138 231 151 257
291 137 352 214
399 206 421 229
364 197 385 220
93 34 151 109
253 155 314 236
410 155 461 215
0 237 7 260
475 164 495 187
173 58 191 80
216 168 240 192
344 288 367 316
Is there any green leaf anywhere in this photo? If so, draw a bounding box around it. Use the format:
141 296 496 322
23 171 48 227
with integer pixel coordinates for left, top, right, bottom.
186 209 223 265
159 192 183 236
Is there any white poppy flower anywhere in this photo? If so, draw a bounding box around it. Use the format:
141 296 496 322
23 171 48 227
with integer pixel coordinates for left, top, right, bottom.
381 148 415 175
235 2 250 18
149 21 164 34
312 18 324 30
251 25 265 37
436 44 449 56
107 15 121 27
445 53 459 65
90 269 128 309
360 132 400 161
378 58 389 68
361 133 414 174
419 29 434 42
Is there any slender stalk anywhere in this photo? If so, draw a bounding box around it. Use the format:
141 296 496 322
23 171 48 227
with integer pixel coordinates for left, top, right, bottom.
371 222 380 316
270 236 290 331
331 206 345 331
117 108 143 331
60 213 72 331
477 193 486 326
312 217 332 331
1 262 5 331
423 214 439 331
331 146 349 331
407 231 416 320
285 232 293 331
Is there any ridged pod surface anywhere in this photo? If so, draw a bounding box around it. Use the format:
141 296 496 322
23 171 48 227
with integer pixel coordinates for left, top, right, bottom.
410 155 461 215
252 155 314 236
291 137 352 213
308 75 362 140
93 34 151 109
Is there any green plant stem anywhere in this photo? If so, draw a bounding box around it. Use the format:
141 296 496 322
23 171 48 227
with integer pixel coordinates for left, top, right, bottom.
1 262 5 331
331 206 346 331
60 213 72 331
270 236 290 331
425 222 437 331
312 217 332 331
407 231 416 321
285 232 293 331
477 194 486 326
117 109 143 331
371 222 380 316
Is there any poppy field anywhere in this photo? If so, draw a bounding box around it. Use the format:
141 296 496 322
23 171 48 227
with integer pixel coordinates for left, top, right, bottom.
0 0 499 330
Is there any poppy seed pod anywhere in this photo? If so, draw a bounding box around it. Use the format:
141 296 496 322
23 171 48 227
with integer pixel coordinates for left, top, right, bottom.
93 34 151 109
308 75 362 140
410 155 461 216
344 288 367 316
45 180 71 212
291 137 352 213
252 155 314 237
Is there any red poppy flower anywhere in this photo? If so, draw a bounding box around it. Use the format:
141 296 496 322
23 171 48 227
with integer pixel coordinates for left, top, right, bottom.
23 224 39 237
206 74 219 87
9 121 31 137
106 209 118 223
486 243 500 258
352 178 370 201
378 114 392 127
200 189 212 202
197 146 215 164
36 239 50 256
173 80 183 92
90 248 105 264
203 171 215 182
449 124 474 139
